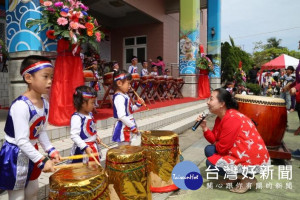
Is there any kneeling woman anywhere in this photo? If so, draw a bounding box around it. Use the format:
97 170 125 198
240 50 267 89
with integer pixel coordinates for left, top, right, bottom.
197 88 270 193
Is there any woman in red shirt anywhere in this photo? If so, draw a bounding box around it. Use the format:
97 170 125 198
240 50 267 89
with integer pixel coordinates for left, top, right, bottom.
197 88 270 193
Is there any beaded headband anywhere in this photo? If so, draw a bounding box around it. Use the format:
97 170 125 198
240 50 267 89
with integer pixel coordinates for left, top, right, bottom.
21 61 53 76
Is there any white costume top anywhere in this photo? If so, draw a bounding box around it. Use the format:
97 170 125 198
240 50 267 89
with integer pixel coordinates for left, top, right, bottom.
128 65 138 74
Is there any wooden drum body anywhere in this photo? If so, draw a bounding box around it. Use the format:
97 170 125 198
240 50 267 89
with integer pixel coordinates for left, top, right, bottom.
155 76 165 81
49 166 110 200
235 94 287 148
141 130 179 193
141 75 154 81
106 145 151 200
83 70 94 82
104 72 114 85
165 76 174 81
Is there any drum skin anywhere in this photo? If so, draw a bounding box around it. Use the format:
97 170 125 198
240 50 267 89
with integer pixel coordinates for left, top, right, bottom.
235 94 287 148
141 75 154 81
83 70 94 82
104 72 114 85
131 73 140 80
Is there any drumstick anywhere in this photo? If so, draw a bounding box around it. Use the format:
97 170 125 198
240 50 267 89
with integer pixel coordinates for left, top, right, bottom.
54 161 97 169
60 153 100 161
131 88 150 110
100 141 110 149
124 129 151 134
89 152 102 167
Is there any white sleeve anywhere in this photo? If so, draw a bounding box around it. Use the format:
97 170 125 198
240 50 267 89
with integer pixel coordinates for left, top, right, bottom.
128 66 133 74
114 95 136 129
70 115 87 150
38 101 53 152
11 101 43 163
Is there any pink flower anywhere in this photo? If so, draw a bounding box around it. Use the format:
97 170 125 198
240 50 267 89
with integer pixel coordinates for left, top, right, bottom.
60 11 68 17
78 24 86 29
95 31 101 42
94 19 98 26
43 1 53 6
57 17 68 26
54 2 64 7
69 21 79 30
80 3 89 11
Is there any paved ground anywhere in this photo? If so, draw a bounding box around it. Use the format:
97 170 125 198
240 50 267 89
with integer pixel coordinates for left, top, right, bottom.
164 111 300 200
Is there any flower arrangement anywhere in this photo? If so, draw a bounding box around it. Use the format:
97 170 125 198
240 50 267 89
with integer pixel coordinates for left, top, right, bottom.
196 53 214 73
26 0 103 50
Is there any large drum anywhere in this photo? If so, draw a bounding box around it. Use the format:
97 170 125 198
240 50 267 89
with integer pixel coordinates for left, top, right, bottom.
235 94 287 148
155 76 165 81
141 75 154 81
131 73 140 81
165 76 174 81
141 130 179 193
83 70 94 82
104 72 114 85
49 165 110 200
106 145 151 200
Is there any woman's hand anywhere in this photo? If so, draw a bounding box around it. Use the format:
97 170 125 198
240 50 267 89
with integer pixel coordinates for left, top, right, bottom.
290 87 297 95
196 114 208 132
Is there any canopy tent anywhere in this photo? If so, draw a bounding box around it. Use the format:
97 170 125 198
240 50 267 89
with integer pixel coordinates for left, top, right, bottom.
260 54 299 72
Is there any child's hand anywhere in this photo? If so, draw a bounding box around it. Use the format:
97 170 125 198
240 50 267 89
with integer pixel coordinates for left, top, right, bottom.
96 135 102 144
137 98 145 105
132 128 139 134
42 159 55 173
51 152 61 164
85 147 94 155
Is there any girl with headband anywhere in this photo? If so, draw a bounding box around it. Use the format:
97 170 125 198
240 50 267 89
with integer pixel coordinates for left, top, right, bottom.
69 86 102 163
112 70 145 145
0 55 61 199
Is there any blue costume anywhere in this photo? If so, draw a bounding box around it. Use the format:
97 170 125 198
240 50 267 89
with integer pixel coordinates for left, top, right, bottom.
112 92 141 142
0 96 53 190
69 112 101 163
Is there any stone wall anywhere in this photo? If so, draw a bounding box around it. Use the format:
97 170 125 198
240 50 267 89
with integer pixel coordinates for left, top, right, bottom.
0 72 9 108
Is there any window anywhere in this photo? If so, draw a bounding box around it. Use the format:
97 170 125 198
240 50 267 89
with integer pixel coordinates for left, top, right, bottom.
124 36 147 69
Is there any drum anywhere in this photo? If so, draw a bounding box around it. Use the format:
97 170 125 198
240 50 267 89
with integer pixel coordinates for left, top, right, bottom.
104 72 114 85
141 75 154 81
83 70 94 82
155 76 165 81
175 77 183 83
106 145 151 200
49 165 110 200
131 73 140 81
165 76 174 81
235 94 287 148
141 130 179 193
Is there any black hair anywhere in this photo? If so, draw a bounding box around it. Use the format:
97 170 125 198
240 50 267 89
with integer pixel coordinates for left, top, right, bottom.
287 66 295 72
112 69 132 91
157 56 163 61
131 56 137 62
141 60 147 65
20 55 52 83
214 88 239 110
73 85 97 111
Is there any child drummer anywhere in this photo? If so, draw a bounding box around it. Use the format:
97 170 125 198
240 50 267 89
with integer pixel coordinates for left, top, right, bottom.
69 86 102 163
0 55 60 199
112 70 145 145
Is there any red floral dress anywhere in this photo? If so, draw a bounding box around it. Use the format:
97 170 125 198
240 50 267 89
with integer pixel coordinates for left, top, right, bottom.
204 109 270 172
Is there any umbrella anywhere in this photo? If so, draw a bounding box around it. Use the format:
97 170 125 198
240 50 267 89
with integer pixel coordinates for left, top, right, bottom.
260 54 299 72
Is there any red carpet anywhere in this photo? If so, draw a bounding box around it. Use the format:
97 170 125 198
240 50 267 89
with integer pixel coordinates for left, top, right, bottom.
93 97 203 121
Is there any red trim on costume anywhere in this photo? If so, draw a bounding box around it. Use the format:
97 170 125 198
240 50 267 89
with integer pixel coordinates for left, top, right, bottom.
29 116 46 139
86 119 97 136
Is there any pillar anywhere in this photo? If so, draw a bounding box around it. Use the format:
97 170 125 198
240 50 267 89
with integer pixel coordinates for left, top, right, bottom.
179 0 200 97
6 0 56 103
207 0 221 89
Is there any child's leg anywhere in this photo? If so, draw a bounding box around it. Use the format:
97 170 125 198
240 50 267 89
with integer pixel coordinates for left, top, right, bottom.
8 189 25 200
25 179 38 200
118 141 131 146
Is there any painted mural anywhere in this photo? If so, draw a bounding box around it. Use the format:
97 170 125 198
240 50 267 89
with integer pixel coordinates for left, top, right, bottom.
6 0 56 52
179 0 200 75
207 0 221 78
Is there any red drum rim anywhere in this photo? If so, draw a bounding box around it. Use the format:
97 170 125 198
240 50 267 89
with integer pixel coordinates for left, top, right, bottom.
150 184 179 193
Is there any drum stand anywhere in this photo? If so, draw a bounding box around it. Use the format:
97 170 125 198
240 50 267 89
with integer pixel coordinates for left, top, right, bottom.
267 142 291 160
140 79 155 104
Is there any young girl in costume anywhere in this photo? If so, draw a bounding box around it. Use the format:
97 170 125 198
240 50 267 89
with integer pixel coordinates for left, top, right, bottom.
69 86 101 163
0 55 60 200
112 70 145 145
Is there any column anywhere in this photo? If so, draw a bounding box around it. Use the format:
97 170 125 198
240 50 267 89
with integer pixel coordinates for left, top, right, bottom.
207 0 221 89
5 0 56 103
179 0 200 97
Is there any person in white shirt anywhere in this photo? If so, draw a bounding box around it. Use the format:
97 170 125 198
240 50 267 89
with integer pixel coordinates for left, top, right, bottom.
112 70 145 146
128 56 138 74
150 65 158 77
140 60 149 77
69 86 102 163
0 55 60 200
